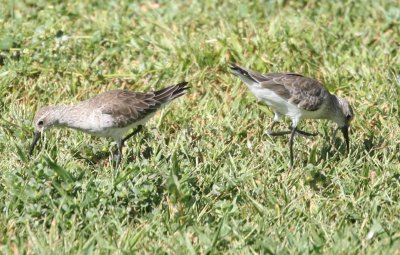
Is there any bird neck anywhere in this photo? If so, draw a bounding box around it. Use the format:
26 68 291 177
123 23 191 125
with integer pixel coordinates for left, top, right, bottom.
327 95 345 126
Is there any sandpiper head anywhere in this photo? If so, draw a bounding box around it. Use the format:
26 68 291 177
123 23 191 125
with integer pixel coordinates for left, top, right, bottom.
29 106 60 157
337 97 354 152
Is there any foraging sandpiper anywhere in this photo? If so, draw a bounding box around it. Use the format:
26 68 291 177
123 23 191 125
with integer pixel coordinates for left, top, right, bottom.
230 64 354 167
29 82 189 165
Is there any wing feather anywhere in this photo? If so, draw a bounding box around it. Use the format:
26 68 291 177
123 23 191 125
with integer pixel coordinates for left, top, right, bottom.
98 90 159 127
251 73 328 111
88 82 188 128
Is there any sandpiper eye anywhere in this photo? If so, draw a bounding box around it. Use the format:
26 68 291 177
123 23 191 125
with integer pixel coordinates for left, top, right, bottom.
38 120 44 126
346 115 352 120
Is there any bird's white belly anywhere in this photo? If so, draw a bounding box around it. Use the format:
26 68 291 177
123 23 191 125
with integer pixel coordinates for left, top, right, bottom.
249 86 294 115
249 86 325 126
92 117 150 140
69 110 153 141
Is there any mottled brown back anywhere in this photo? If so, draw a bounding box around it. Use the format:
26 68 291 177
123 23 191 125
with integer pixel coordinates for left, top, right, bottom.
88 82 188 127
231 64 329 111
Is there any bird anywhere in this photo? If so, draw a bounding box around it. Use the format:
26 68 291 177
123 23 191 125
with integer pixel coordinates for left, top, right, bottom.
29 82 189 166
229 63 354 167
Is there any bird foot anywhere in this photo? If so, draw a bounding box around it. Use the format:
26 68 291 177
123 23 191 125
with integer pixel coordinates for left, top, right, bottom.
268 129 318 137
295 129 318 137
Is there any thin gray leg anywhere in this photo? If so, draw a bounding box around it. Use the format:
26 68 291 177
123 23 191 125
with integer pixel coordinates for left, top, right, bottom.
122 125 143 143
267 113 317 137
289 127 297 168
268 125 317 137
267 120 288 136
114 139 123 167
267 113 284 136
267 120 277 134
114 125 143 166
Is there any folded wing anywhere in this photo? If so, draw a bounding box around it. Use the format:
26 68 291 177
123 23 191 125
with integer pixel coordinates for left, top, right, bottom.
98 82 188 127
248 71 328 112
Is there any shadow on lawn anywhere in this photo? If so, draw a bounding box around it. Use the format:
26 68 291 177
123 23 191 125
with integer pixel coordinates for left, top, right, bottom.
36 157 167 222
72 131 156 166
316 127 391 164
73 144 154 166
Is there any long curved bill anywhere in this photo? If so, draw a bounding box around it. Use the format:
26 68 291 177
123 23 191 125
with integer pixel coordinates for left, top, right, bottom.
340 126 349 153
29 131 41 157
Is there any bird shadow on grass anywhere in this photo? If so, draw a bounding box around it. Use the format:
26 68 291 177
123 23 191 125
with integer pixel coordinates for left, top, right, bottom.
305 131 393 191
73 145 155 166
40 156 166 218
73 150 110 166
361 131 389 158
71 131 155 166
306 170 332 191
315 128 392 167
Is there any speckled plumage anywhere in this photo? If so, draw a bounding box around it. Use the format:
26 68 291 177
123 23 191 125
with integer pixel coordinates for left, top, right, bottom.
29 82 189 165
230 63 354 167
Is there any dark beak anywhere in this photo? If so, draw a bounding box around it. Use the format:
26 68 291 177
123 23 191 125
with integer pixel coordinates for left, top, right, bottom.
340 126 350 153
29 131 41 157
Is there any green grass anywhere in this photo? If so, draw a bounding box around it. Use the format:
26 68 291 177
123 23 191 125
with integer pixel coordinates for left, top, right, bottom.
1 0 400 254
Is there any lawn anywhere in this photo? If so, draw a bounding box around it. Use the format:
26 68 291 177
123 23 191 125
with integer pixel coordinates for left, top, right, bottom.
0 0 399 254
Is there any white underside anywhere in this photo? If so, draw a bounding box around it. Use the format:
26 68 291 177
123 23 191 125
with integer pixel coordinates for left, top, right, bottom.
246 83 326 127
62 107 156 141
91 117 152 141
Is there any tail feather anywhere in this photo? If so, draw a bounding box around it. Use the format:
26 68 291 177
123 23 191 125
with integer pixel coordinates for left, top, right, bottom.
154 82 189 104
229 63 270 85
229 63 259 83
